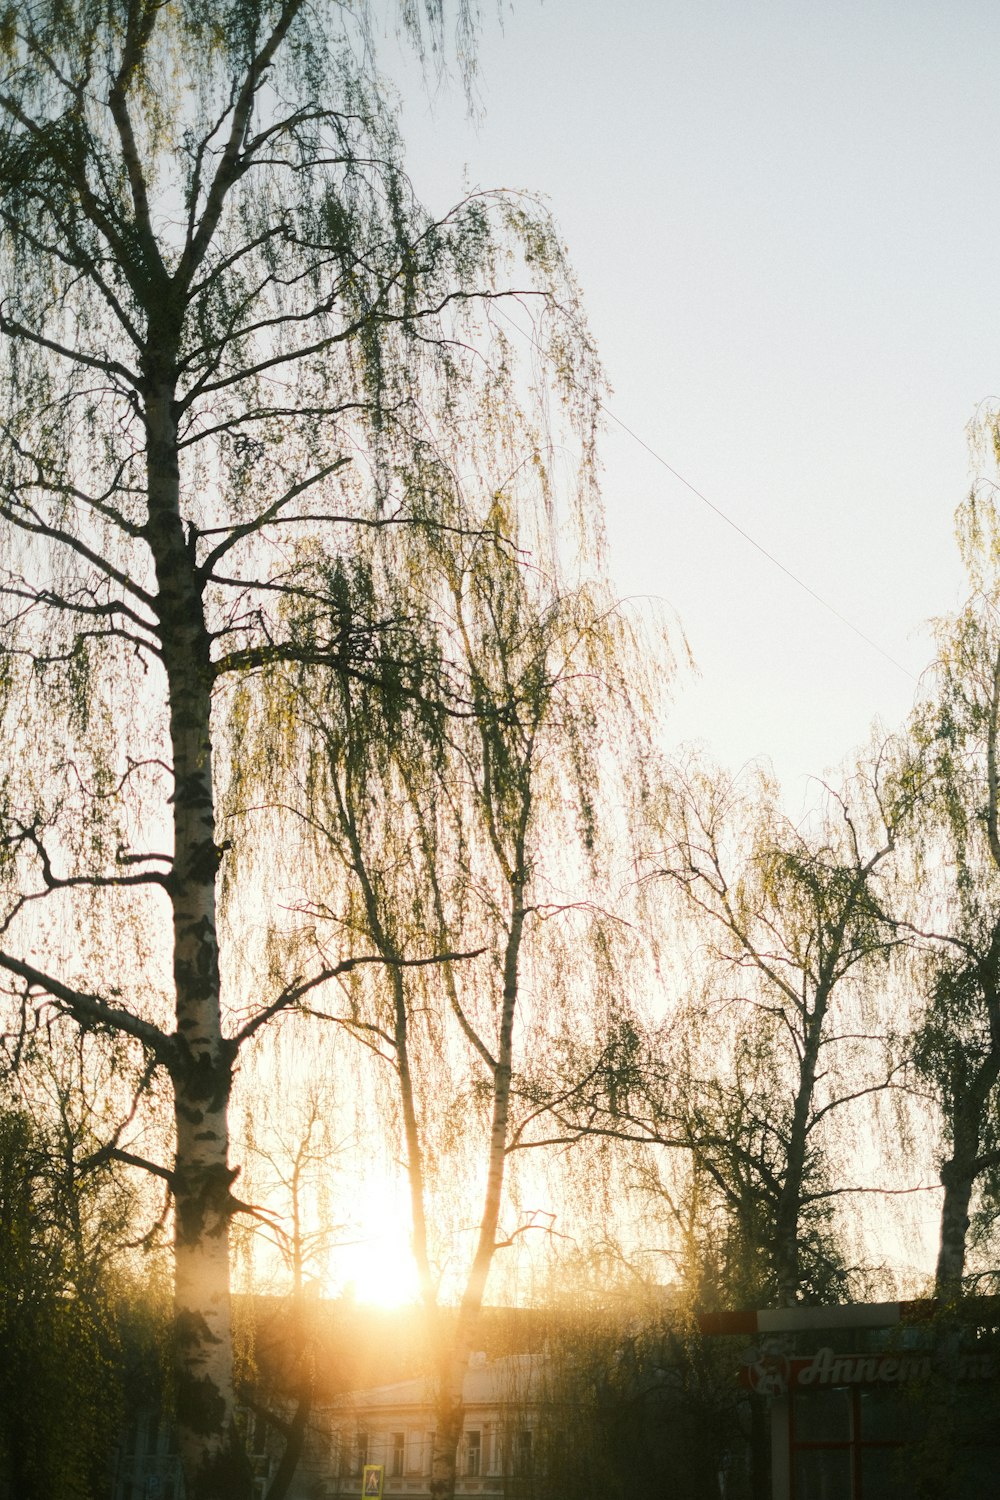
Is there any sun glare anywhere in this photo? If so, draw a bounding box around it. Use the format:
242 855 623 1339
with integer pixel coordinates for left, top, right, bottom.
325 1179 422 1307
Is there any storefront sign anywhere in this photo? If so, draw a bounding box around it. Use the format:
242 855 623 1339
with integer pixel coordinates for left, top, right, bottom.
797 1346 996 1387
743 1352 791 1395
740 1345 998 1394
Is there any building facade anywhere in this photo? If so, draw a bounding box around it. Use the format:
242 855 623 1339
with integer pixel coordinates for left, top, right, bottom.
701 1300 1000 1500
113 1352 541 1500
319 1353 539 1500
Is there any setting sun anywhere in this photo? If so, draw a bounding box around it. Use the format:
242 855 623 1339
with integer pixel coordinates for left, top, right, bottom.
326 1179 422 1307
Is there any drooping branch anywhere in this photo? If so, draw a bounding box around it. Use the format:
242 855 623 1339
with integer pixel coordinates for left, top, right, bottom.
196 457 351 579
0 950 169 1058
233 947 486 1046
179 1 309 276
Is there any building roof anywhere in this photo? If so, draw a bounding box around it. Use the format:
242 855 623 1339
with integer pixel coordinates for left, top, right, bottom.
242 1296 551 1402
697 1297 1000 1336
333 1352 545 1414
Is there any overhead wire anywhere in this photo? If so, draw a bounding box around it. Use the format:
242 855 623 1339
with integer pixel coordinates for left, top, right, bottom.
495 304 918 684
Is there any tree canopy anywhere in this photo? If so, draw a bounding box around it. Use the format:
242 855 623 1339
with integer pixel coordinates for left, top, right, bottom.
0 2 604 1495
9 9 1000 1500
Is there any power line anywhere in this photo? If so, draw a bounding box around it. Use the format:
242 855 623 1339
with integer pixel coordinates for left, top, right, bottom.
600 402 917 683
496 305 918 684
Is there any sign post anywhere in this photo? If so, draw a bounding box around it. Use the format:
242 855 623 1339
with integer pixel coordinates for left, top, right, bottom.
362 1463 385 1498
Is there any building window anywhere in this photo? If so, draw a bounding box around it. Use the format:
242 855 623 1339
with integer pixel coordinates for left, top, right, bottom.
790 1384 927 1500
514 1429 533 1477
392 1432 405 1478
355 1429 368 1475
249 1413 268 1458
466 1430 482 1476
426 1432 436 1476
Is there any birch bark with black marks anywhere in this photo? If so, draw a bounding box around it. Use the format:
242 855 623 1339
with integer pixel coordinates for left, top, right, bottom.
0 6 605 1498
147 364 248 1490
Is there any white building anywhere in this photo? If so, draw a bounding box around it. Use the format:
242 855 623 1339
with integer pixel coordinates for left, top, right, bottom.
112 1306 551 1500
279 1352 542 1500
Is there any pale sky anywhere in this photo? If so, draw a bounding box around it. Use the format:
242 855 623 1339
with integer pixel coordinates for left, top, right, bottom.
381 0 1000 804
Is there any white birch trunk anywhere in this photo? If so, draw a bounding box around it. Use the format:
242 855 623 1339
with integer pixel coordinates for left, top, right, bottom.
146 379 249 1499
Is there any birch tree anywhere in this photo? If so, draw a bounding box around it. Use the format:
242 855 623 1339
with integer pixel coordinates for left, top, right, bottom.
0 4 600 1494
232 492 659 1499
899 510 1000 1299
631 755 906 1307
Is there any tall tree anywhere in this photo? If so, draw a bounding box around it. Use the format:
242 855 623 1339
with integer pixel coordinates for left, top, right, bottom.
885 578 1000 1497
898 504 1000 1299
0 5 599 1494
596 755 906 1308
234 498 659 1499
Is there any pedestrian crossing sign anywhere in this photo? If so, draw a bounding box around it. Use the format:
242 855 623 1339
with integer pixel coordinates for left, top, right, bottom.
362 1464 384 1498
